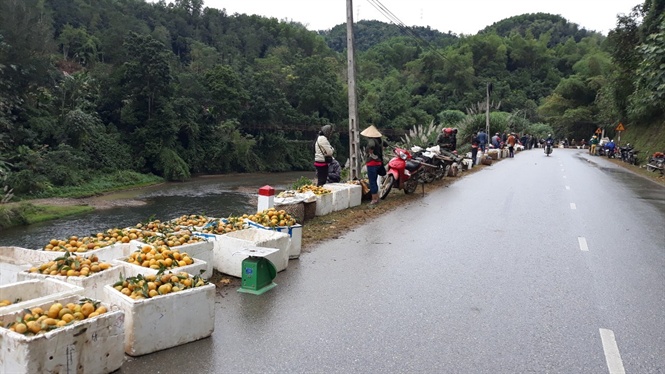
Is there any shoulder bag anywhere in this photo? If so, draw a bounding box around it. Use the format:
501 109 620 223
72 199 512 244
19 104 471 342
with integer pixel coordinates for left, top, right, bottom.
317 140 333 163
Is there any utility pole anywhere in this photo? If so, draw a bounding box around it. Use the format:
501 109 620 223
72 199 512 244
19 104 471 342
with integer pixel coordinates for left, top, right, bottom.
485 82 490 152
347 0 361 179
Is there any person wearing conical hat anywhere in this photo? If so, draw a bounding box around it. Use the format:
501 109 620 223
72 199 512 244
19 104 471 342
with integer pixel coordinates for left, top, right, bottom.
360 125 384 204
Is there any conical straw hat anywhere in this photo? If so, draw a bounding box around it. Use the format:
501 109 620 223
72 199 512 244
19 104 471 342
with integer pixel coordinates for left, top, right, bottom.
360 125 382 138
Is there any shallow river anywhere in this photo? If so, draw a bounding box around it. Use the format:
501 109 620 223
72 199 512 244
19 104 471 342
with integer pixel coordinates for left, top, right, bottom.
0 171 310 249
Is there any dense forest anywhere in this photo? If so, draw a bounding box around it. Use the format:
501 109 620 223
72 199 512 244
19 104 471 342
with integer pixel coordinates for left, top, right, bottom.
0 0 663 199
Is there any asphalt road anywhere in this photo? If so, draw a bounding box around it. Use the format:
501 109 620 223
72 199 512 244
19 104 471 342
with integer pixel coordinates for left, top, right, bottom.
120 148 665 374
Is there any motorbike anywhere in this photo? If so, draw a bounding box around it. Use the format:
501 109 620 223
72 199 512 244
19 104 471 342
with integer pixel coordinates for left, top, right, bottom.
646 152 665 175
544 141 553 156
410 145 448 182
379 146 433 199
620 145 639 165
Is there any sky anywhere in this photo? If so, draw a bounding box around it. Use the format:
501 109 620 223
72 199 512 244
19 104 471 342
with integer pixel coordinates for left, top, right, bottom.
199 0 641 35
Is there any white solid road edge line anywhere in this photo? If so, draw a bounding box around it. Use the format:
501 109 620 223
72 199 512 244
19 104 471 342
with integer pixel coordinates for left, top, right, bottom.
578 237 589 251
599 328 626 374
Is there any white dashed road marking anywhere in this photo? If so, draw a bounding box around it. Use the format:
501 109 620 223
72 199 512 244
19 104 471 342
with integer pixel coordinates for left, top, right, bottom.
600 329 626 374
578 237 589 251
565 186 570 190
563 176 567 179
570 203 577 210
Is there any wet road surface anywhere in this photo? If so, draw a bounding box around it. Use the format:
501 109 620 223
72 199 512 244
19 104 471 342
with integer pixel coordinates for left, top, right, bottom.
119 148 665 373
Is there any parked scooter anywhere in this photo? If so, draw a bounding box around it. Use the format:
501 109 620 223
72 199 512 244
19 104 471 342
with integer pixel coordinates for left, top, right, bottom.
410 145 447 182
379 146 431 199
646 152 665 175
620 144 639 165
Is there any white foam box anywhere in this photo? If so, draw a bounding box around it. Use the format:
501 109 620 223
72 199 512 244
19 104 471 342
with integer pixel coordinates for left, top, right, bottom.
0 295 124 374
246 221 303 259
212 228 290 277
314 192 334 216
127 239 213 279
345 183 362 207
103 280 215 357
0 278 84 314
17 265 124 304
113 257 208 279
12 243 131 263
0 247 33 286
323 183 351 211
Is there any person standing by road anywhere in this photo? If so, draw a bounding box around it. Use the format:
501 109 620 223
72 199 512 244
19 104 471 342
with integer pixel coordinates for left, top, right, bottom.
590 135 599 155
506 133 517 158
314 125 334 186
478 129 488 153
471 132 480 166
361 125 384 205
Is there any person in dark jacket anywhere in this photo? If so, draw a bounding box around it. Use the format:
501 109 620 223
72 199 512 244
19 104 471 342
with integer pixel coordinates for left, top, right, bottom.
451 128 458 151
437 128 454 151
471 132 480 166
477 130 488 153
327 158 341 183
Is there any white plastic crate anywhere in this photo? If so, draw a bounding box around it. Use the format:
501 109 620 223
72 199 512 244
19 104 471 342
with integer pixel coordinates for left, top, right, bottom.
113 257 208 280
0 247 33 286
314 192 334 216
0 278 83 314
18 265 124 304
103 281 215 356
346 183 362 207
211 228 289 277
0 295 124 374
245 221 303 259
127 240 213 279
323 183 351 211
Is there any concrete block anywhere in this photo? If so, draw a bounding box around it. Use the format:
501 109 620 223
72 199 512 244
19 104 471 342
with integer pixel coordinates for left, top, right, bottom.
246 221 303 259
104 281 215 357
212 228 289 277
18 265 124 304
0 278 84 314
0 295 125 374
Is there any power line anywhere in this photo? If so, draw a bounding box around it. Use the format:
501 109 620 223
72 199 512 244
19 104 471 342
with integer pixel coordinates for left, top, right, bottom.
364 0 480 83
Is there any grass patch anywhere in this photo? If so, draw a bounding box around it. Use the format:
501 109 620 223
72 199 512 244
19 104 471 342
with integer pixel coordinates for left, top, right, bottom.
27 171 163 199
620 120 665 164
23 205 94 224
0 203 93 229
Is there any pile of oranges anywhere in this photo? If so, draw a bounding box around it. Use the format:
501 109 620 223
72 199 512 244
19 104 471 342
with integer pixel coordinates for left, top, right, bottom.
4 299 107 335
112 271 207 300
201 216 248 234
28 252 112 277
245 208 297 228
124 245 194 270
297 184 331 195
141 231 206 248
43 228 153 252
173 214 211 227
0 299 14 307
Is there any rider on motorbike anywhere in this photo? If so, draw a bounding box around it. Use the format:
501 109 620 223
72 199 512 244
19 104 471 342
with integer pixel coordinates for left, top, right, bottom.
437 128 455 152
544 134 554 155
604 139 616 158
